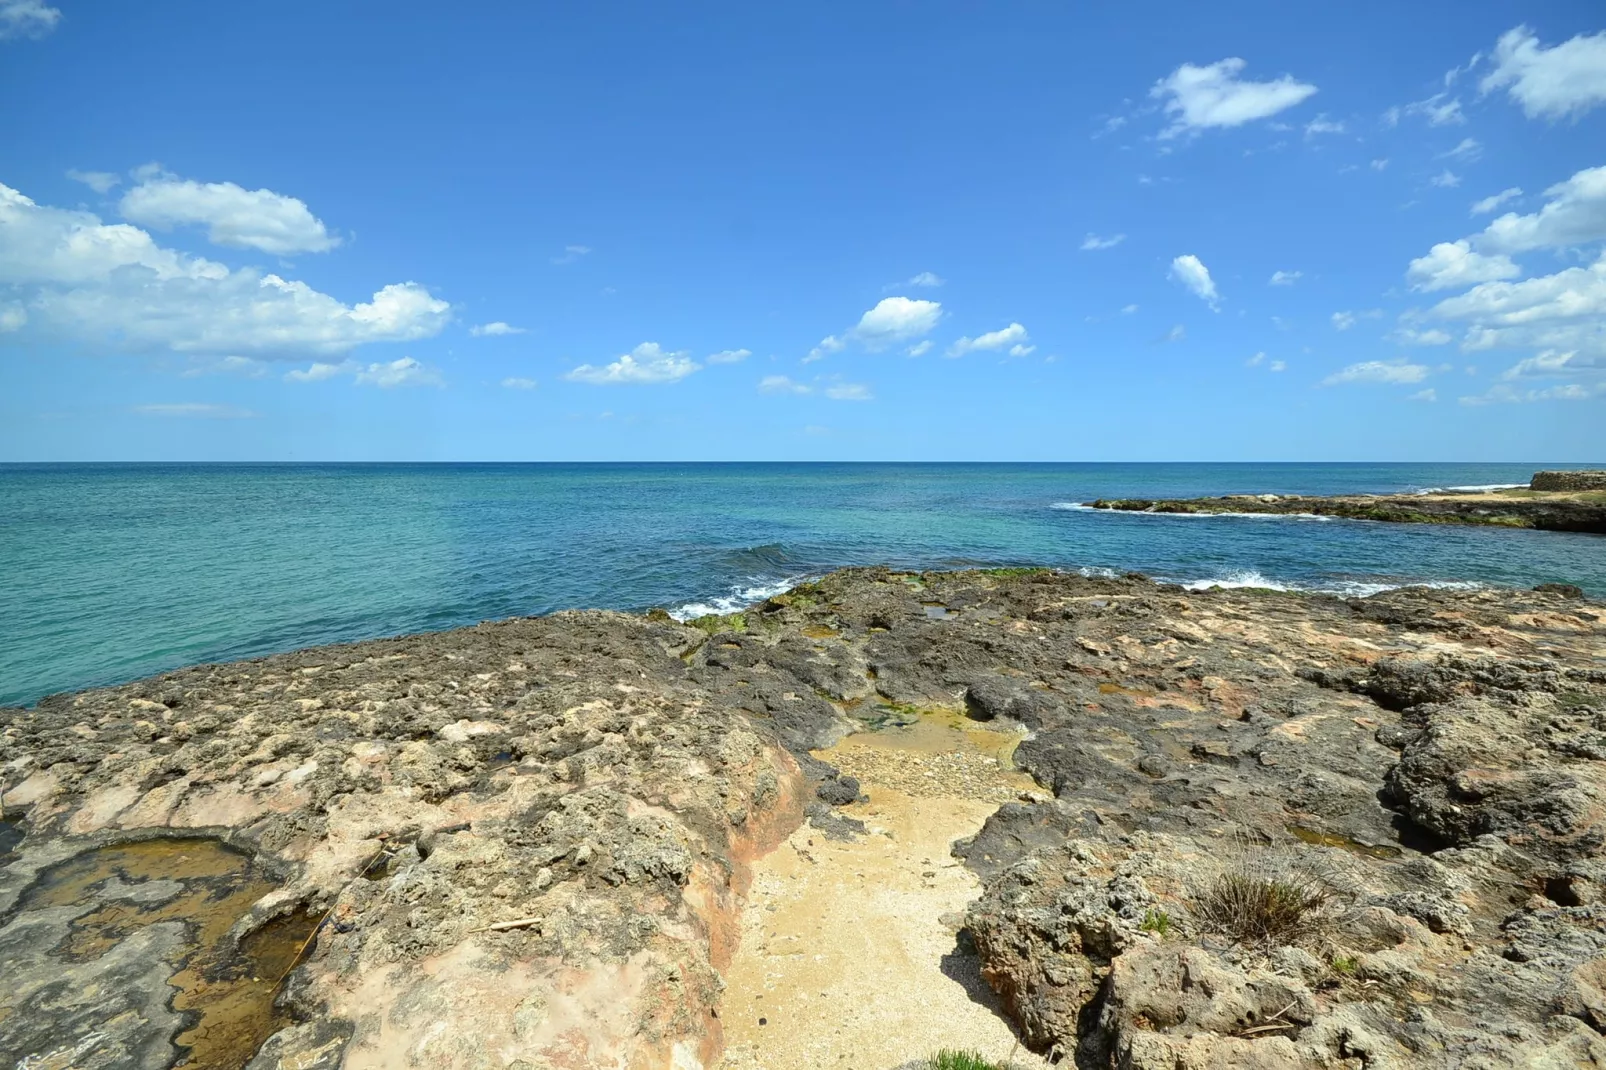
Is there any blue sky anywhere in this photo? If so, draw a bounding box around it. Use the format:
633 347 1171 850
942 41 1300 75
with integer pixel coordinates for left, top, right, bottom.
2 1 1604 461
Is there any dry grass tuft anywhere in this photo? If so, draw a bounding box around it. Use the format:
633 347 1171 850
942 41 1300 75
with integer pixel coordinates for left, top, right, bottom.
1194 867 1334 946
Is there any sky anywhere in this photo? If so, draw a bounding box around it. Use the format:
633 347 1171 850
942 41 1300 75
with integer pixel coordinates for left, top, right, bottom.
1 1 1604 462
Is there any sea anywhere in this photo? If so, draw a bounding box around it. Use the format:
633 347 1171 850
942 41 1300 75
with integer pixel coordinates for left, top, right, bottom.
2 462 1602 709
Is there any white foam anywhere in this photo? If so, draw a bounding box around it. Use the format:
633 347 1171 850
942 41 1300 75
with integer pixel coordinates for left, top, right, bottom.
1060 503 1334 522
670 577 804 621
1412 483 1526 495
1050 502 1094 511
1173 572 1485 598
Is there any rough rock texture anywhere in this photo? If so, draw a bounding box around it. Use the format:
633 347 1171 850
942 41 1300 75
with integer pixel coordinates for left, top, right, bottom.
1532 471 1606 492
1088 489 1606 534
2 568 1604 1069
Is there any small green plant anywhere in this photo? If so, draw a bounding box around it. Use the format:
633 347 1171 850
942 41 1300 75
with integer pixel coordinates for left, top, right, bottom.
927 1051 1007 1070
1329 954 1358 975
688 612 746 635
981 566 1051 578
1139 908 1171 936
1194 868 1333 946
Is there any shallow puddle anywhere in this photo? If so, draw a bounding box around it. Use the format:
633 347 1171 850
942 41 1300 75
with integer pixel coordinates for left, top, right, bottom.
7 838 318 1070
0 816 22 861
1288 825 1402 860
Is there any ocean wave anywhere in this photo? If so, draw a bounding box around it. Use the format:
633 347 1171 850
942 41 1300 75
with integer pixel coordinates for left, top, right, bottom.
1056 502 1334 522
1172 570 1485 598
670 576 805 621
1412 483 1527 495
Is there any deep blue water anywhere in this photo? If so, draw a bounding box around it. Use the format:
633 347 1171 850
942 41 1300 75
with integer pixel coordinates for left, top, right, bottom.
2 462 1602 708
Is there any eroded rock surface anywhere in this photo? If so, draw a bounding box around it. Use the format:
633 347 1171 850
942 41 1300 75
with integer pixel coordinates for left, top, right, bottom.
2 568 1603 1069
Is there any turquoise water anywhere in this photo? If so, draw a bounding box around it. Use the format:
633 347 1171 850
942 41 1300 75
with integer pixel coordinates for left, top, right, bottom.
2 462 1602 708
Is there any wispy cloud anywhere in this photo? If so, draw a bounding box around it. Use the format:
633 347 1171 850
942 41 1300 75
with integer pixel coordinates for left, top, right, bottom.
1268 270 1302 286
0 0 61 40
1151 57 1317 138
551 244 592 265
948 322 1030 358
1080 233 1125 251
1322 361 1430 386
470 322 526 337
133 402 257 418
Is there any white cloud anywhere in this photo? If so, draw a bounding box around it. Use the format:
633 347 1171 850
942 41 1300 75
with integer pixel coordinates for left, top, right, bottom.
1430 170 1462 189
1246 351 1266 366
470 322 525 337
904 271 944 288
0 182 449 357
1151 57 1317 138
132 402 257 418
1008 343 1036 357
565 342 699 385
1386 92 1465 127
1476 165 1606 254
119 169 339 255
1120 304 1140 315
1409 388 1438 402
1163 324 1186 343
1501 349 1604 381
1393 327 1454 346
825 382 873 401
1331 310 1357 331
1305 115 1345 136
1169 254 1218 308
803 334 844 364
1472 187 1523 215
1081 233 1125 251
1269 360 1287 372
906 340 932 357
1406 240 1521 291
1370 158 1389 171
1322 361 1431 385
66 169 120 195
354 356 442 388
181 355 267 378
1428 255 1606 328
1481 25 1606 121
0 0 59 39
551 245 591 265
706 348 751 364
501 377 537 390
284 361 352 383
759 374 811 395
947 322 1029 358
1461 381 1603 405
1269 270 1302 286
1441 137 1483 162
0 301 25 332
852 297 943 349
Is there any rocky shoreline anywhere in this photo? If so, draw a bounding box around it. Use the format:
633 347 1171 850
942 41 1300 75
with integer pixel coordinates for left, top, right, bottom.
1087 475 1606 534
3 568 1605 1068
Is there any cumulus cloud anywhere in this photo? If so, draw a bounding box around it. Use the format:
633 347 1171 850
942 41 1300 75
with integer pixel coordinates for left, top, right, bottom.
1321 361 1431 386
1081 233 1125 251
905 340 932 357
1476 165 1606 254
565 342 699 385
1169 254 1219 308
0 182 449 357
119 169 340 255
0 301 25 332
1269 270 1302 286
132 402 257 418
1472 187 1523 214
1428 255 1606 327
354 357 442 388
1406 240 1521 291
1482 25 1606 120
470 322 525 336
825 382 873 401
0 0 59 39
759 374 811 395
66 169 120 195
1430 170 1462 189
902 271 944 288
853 297 943 349
501 377 537 390
1305 115 1345 137
1151 57 1317 138
181 355 267 378
947 322 1029 358
284 361 352 383
1410 388 1438 402
1461 381 1604 405
1392 327 1454 346
706 348 751 364
1331 311 1357 331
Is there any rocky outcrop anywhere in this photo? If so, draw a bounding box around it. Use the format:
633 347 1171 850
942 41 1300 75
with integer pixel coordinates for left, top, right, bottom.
1089 490 1606 533
1532 470 1606 491
2 569 1603 1068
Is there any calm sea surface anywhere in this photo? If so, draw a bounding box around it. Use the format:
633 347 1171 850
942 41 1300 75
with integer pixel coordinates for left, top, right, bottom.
2 462 1602 708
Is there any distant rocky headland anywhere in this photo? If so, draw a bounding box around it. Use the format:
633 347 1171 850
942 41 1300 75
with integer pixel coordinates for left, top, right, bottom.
1089 470 1606 534
2 568 1605 1068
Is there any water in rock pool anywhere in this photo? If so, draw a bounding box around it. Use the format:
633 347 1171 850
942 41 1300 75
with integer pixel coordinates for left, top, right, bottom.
3 460 1602 707
0 838 319 1070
